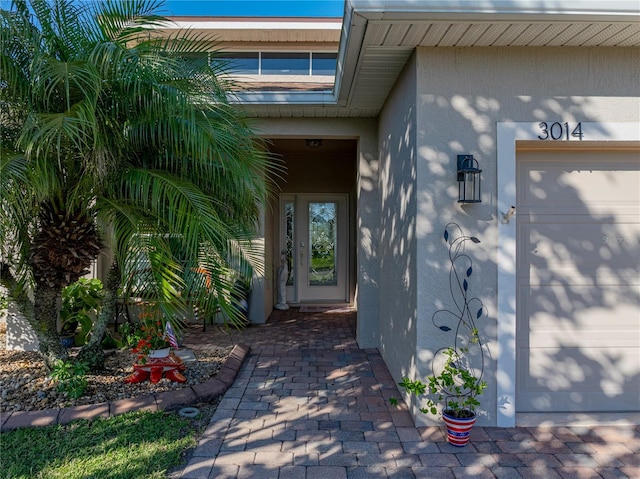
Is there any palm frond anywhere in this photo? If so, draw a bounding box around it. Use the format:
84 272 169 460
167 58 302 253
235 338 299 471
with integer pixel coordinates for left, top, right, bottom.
95 0 170 44
1 0 279 340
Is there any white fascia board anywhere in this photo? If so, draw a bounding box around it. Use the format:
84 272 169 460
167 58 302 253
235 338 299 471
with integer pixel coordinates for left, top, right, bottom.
335 9 367 106
347 0 640 20
166 20 343 31
231 91 338 105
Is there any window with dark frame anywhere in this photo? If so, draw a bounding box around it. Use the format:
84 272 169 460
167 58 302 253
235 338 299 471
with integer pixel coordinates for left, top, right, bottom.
211 52 337 76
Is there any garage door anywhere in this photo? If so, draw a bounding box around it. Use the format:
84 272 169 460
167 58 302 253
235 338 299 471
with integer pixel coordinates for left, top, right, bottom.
516 146 640 412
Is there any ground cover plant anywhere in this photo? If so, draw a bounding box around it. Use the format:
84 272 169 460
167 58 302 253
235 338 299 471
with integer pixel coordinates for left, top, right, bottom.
2 409 207 479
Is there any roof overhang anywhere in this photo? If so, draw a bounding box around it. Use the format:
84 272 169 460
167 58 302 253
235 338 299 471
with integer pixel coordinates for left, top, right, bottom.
158 16 342 44
346 0 640 21
170 1 640 117
334 0 640 114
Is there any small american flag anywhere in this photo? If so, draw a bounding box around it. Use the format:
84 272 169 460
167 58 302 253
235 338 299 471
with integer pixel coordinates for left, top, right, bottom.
165 321 179 349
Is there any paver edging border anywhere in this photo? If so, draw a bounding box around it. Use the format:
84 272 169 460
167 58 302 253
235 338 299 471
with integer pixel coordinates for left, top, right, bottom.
0 343 250 432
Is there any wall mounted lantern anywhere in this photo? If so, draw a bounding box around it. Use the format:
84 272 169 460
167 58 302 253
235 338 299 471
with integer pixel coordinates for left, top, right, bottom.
457 155 482 203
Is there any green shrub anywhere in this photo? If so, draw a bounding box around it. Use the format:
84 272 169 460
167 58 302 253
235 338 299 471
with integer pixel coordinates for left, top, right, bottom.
50 359 90 399
60 278 104 344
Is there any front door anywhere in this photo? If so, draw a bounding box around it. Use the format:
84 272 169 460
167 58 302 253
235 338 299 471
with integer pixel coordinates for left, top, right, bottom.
280 194 348 303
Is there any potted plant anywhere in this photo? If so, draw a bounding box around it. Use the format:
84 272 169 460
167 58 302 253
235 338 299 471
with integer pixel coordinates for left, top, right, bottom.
122 303 185 384
127 303 175 364
131 322 171 362
398 345 487 446
395 223 488 446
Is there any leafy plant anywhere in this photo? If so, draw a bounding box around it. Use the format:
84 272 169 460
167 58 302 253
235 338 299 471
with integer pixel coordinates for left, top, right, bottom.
126 303 173 364
131 326 170 364
399 347 487 418
118 322 141 349
395 223 488 419
51 359 90 399
60 279 104 344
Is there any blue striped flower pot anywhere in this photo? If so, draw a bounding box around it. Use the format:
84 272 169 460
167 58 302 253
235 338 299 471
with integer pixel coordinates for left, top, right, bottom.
60 336 75 348
442 410 476 447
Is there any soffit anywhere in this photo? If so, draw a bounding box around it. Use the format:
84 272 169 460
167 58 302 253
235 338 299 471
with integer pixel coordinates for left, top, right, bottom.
340 2 640 113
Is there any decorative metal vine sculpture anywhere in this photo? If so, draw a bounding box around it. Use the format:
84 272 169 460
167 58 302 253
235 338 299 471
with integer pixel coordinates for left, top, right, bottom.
434 223 486 354
397 222 487 418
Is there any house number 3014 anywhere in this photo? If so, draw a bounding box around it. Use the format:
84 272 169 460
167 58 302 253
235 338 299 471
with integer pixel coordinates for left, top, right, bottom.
537 122 583 140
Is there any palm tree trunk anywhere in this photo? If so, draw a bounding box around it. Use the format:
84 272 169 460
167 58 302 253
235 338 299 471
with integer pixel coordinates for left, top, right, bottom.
33 284 68 367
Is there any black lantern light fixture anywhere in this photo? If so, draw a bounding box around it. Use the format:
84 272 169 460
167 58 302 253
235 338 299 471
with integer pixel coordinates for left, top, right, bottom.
457 154 482 203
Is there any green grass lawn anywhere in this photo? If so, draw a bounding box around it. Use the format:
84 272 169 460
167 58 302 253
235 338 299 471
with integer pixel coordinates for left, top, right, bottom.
2 410 200 479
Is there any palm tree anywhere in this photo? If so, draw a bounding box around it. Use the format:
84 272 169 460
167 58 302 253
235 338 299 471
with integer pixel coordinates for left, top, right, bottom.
0 0 275 368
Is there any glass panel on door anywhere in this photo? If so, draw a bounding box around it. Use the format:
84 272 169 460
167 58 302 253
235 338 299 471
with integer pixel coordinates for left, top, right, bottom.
308 202 337 286
284 200 295 286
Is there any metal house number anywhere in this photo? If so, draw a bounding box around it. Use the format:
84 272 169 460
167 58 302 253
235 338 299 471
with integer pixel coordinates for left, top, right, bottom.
537 121 583 141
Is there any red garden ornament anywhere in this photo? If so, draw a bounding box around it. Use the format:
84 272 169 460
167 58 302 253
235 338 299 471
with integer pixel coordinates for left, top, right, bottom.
123 304 185 384
124 351 186 384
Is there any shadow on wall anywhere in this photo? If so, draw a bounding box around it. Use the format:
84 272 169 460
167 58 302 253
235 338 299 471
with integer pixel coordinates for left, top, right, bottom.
5 302 40 351
515 152 639 412
374 50 639 422
376 100 418 389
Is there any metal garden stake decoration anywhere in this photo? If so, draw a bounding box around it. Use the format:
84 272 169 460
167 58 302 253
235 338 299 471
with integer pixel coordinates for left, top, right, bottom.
394 223 488 446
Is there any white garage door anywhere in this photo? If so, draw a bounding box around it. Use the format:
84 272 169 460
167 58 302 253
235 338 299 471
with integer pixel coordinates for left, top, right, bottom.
516 146 640 412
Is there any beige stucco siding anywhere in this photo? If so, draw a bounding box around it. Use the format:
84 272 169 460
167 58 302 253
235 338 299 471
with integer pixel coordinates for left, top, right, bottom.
247 45 639 427
412 46 639 426
377 54 419 388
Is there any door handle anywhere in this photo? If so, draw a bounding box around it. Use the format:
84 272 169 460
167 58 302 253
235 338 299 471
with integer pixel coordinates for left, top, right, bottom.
299 242 305 266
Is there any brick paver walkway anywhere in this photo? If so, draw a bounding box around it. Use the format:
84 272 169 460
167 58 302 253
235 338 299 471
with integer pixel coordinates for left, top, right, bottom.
175 308 639 479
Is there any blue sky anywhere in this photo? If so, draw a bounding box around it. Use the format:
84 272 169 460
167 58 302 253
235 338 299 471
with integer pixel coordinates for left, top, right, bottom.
162 1 344 17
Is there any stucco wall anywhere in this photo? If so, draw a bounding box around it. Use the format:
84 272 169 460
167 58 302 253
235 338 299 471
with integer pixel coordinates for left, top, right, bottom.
377 54 419 386
414 46 640 426
276 149 356 194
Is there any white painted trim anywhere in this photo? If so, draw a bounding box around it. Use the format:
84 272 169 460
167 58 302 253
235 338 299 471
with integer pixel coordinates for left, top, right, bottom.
231 91 338 105
349 0 640 18
231 75 335 84
496 121 640 427
165 20 342 31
